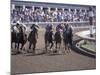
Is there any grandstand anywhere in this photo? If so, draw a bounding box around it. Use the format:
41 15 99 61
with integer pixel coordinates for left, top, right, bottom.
11 0 96 26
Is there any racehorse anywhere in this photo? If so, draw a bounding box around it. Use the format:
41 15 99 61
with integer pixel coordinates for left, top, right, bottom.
63 24 73 52
28 25 38 54
44 30 54 53
11 24 27 53
17 26 27 50
11 28 17 49
54 31 62 49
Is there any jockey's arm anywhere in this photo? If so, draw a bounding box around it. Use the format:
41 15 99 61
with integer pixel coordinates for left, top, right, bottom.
35 25 39 28
22 24 27 30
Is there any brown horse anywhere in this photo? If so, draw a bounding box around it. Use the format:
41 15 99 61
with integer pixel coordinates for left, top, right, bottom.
63 24 73 52
11 25 27 53
28 27 38 54
44 30 54 53
54 31 62 49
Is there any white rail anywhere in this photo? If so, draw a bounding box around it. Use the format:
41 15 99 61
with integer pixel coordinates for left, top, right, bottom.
11 21 90 25
11 21 96 28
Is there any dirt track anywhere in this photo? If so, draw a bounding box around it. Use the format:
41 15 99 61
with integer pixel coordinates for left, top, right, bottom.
11 27 95 74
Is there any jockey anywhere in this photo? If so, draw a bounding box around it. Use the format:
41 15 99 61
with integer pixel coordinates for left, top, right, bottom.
64 24 72 33
45 24 52 32
56 24 63 33
30 24 39 37
31 24 39 30
13 23 20 33
13 22 27 37
21 23 27 32
13 22 27 33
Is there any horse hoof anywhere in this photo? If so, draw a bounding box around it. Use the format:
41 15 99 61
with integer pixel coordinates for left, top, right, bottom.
54 50 57 53
16 51 20 54
27 51 32 53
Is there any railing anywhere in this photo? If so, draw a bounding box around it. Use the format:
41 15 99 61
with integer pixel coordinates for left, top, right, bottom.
11 21 96 28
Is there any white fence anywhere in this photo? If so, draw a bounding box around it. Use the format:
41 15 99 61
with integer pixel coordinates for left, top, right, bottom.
11 21 96 28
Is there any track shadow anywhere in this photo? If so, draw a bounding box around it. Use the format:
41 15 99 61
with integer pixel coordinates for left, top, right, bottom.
23 49 47 56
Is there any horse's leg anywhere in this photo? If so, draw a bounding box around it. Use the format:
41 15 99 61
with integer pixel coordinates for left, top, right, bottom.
50 41 53 49
55 42 59 53
63 39 65 49
33 43 36 54
11 42 14 53
17 43 19 50
33 43 35 50
68 40 72 52
59 43 61 49
65 43 68 53
15 43 17 49
29 42 32 49
57 42 61 54
11 42 13 49
16 34 18 49
27 42 31 53
15 42 20 54
67 43 69 51
64 41 66 51
44 33 47 52
68 43 71 53
66 42 71 53
45 41 47 50
66 43 69 53
20 43 24 50
45 40 48 52
55 41 57 49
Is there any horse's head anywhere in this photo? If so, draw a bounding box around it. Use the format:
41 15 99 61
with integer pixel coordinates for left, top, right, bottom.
65 24 69 30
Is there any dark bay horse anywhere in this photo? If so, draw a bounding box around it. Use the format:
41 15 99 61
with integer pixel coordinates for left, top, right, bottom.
44 30 54 52
28 27 38 54
11 25 27 52
63 25 73 52
54 31 62 49
17 26 27 50
11 29 17 49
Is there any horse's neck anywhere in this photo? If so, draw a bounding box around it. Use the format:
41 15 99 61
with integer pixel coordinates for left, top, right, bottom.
50 31 53 36
31 30 36 34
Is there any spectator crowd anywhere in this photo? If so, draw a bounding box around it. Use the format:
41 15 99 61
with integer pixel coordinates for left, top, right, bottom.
11 6 96 23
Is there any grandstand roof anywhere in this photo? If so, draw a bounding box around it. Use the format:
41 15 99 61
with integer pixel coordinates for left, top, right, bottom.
11 0 96 10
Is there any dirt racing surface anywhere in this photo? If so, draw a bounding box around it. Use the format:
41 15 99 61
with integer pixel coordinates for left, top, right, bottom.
11 27 96 74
